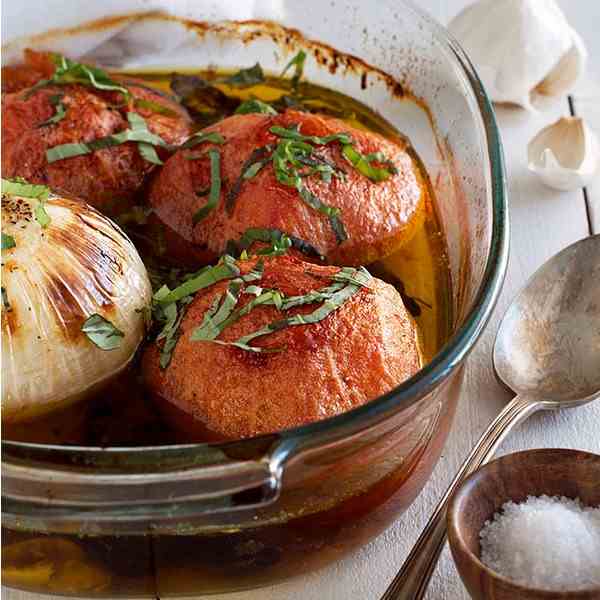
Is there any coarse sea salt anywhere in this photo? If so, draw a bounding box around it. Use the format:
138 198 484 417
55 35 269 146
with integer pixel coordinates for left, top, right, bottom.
479 495 600 591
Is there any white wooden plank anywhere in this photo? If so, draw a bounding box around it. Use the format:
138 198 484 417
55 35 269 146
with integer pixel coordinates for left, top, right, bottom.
3 2 597 600
557 0 600 234
573 91 600 234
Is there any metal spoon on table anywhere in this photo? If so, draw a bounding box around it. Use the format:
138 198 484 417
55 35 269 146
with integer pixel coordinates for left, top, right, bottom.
381 233 600 600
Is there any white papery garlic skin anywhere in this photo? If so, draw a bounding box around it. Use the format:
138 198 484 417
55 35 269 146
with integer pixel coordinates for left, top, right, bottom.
1 193 152 424
528 117 600 191
449 0 587 111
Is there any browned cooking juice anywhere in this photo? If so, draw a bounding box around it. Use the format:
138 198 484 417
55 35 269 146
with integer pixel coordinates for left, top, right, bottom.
2 71 452 595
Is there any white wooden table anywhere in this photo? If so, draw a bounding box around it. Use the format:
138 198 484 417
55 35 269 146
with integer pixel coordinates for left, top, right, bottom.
4 2 599 600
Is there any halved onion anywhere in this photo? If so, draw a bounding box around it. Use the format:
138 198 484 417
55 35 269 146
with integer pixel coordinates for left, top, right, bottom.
1 190 151 424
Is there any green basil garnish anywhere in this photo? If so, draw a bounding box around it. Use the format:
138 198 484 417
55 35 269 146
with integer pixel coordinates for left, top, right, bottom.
225 145 273 214
221 63 264 88
155 293 194 369
269 136 348 242
181 131 225 151
281 50 307 91
133 97 178 117
27 54 130 100
235 98 277 115
190 279 244 341
46 112 168 164
81 314 124 350
34 202 51 228
192 149 222 224
296 183 347 243
341 144 398 182
2 233 16 250
269 124 352 146
213 266 370 353
2 178 52 228
37 93 67 127
1 178 50 200
155 256 240 306
225 227 323 260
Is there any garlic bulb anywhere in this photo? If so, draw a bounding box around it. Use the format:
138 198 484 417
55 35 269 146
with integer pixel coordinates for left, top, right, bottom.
1 189 152 423
449 0 587 111
528 117 600 191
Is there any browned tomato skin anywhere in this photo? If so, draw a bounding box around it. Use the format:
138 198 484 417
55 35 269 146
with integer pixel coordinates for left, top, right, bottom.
0 49 55 93
1 53 192 214
147 110 425 267
143 255 421 441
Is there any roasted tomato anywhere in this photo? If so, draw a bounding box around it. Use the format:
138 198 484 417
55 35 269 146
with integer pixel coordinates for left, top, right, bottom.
2 52 192 214
143 254 422 441
1 49 55 94
147 110 425 267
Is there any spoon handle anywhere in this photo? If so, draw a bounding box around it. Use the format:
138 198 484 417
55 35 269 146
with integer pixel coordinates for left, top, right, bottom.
380 394 539 600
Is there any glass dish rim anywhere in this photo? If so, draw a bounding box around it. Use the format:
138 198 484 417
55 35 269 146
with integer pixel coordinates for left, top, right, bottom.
1 0 509 465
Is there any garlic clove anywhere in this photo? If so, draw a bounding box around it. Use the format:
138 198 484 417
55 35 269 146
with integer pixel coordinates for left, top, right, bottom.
449 0 587 111
528 116 600 191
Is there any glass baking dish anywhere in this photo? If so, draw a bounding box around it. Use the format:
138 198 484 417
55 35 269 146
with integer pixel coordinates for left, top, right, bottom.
1 1 508 595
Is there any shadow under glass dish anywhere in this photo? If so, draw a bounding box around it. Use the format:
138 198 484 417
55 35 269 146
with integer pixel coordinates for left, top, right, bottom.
1 1 508 595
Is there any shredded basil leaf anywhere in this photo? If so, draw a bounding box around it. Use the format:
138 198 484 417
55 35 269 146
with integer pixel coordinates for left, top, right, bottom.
1 178 50 200
270 125 353 146
2 178 53 227
220 63 264 88
27 54 130 100
153 257 262 366
155 256 240 305
243 160 268 179
190 279 244 341
341 144 397 182
197 265 370 353
34 201 51 228
37 93 67 127
81 314 124 350
281 50 307 90
46 142 90 162
192 149 222 224
225 145 273 214
242 260 264 282
134 97 178 117
1 286 11 312
180 131 225 150
235 98 277 115
46 112 169 164
296 183 347 243
2 233 16 250
137 141 163 165
208 288 283 339
225 227 323 260
233 267 369 349
157 295 194 369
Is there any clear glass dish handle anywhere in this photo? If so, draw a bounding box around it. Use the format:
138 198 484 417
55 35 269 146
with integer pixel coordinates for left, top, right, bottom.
380 394 539 600
1 439 286 534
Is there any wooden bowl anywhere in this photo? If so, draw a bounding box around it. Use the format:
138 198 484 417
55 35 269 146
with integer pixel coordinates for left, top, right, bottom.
447 448 600 600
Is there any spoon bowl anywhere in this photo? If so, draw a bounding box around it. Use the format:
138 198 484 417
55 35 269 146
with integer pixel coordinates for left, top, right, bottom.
494 234 600 403
381 234 600 600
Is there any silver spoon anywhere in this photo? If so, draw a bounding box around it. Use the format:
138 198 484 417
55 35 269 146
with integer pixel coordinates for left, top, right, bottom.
381 233 600 600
